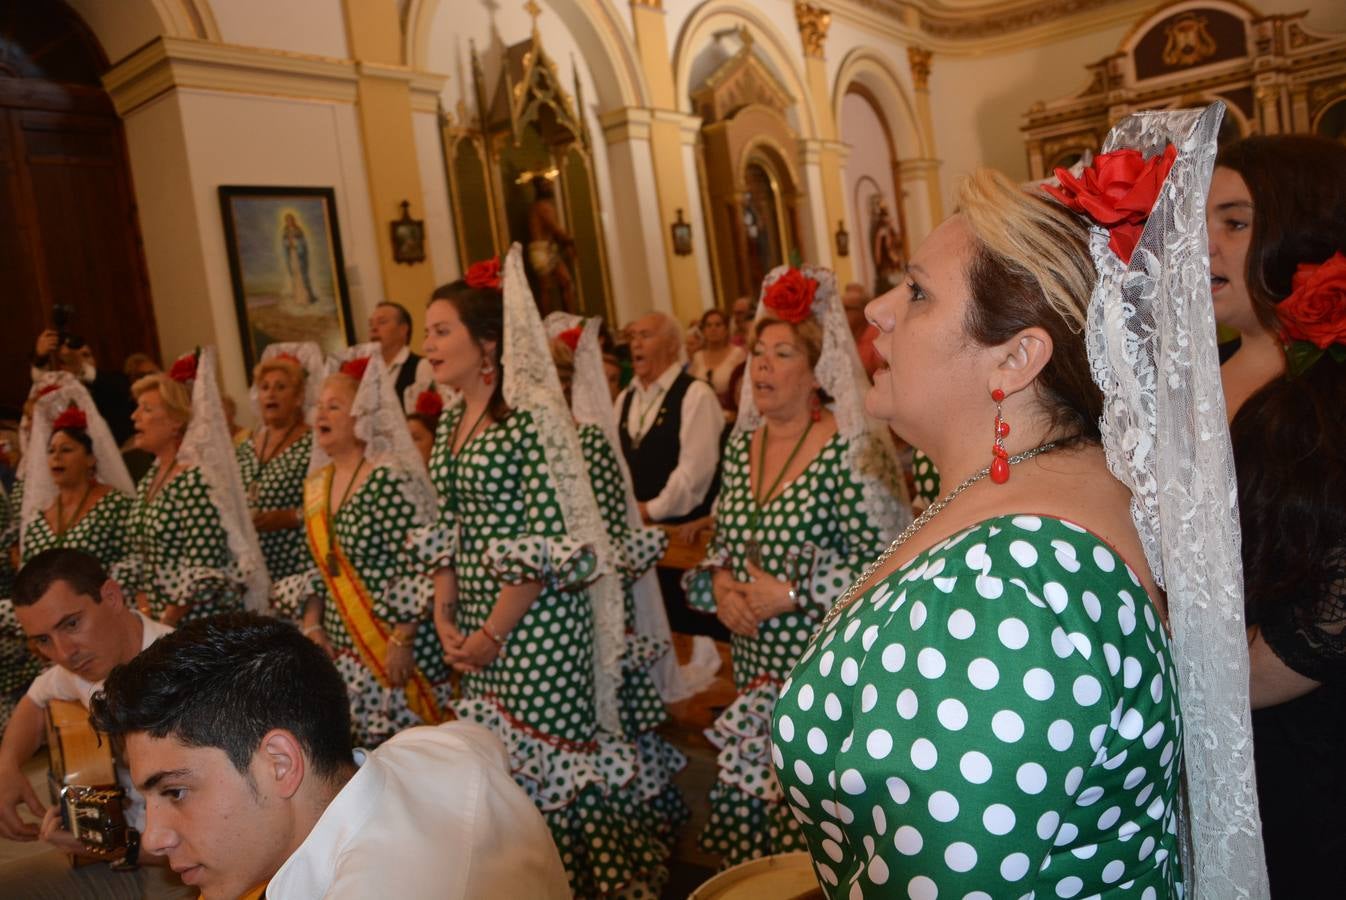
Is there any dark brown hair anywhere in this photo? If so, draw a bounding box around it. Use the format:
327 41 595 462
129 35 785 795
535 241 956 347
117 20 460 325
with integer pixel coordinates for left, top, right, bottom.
428 280 510 422
1216 135 1346 332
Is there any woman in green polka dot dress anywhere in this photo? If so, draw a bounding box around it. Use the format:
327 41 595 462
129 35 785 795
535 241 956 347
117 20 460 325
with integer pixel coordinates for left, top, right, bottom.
772 170 1187 898
423 252 671 898
275 352 450 747
684 266 908 868
547 312 690 848
116 350 267 625
236 345 321 583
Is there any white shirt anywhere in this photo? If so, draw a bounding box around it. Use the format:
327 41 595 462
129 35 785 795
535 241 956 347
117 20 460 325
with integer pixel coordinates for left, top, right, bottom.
268 722 570 899
26 612 173 831
383 345 434 414
615 363 722 522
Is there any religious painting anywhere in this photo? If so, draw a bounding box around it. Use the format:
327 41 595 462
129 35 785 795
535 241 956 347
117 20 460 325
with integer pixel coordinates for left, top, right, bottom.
218 186 354 375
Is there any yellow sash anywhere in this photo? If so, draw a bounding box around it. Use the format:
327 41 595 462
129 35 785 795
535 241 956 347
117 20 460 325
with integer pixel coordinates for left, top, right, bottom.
303 467 444 725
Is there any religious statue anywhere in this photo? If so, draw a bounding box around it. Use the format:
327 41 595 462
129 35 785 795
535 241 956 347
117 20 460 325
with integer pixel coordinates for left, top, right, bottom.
527 175 577 314
281 212 316 306
870 196 905 297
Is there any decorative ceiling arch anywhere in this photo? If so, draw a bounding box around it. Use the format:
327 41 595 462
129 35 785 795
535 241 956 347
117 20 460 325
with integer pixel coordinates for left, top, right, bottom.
65 0 219 64
673 1 819 141
404 0 648 111
831 46 931 159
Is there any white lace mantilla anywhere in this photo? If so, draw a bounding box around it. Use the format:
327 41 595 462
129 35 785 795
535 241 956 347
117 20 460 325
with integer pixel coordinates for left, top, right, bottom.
311 342 437 523
1083 103 1267 898
20 382 137 558
503 246 624 734
178 346 269 612
734 265 910 542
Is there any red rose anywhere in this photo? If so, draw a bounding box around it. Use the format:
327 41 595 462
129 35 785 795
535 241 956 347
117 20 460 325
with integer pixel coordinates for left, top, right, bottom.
1044 144 1177 264
52 404 88 432
557 327 582 351
415 388 443 419
1277 252 1346 350
763 268 817 324
169 352 198 384
339 356 371 382
36 384 60 399
465 258 502 291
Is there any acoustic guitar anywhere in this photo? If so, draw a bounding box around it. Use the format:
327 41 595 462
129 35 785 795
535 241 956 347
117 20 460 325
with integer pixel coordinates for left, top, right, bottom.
44 698 130 864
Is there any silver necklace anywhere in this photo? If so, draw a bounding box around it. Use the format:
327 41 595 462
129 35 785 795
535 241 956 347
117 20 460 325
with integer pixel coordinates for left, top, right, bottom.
808 440 1061 645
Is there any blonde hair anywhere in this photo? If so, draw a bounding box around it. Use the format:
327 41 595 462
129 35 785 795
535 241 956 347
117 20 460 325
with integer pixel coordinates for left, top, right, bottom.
752 315 824 369
132 373 192 425
253 356 305 387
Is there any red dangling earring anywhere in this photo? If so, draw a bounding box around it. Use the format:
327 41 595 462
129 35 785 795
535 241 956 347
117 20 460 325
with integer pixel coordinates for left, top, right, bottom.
809 391 822 422
481 359 495 387
990 388 1011 484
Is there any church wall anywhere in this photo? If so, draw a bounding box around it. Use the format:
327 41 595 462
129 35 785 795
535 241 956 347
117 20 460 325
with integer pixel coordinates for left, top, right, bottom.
412 109 460 289
211 0 350 59
840 92 900 293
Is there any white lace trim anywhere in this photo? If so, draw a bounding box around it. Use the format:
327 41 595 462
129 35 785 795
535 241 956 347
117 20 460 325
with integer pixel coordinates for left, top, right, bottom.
1084 103 1267 898
177 346 269 612
734 265 911 543
503 245 624 734
20 382 137 558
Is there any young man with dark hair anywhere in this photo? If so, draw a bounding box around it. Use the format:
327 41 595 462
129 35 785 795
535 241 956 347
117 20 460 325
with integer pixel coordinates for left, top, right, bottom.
91 613 567 899
368 301 431 411
0 547 186 897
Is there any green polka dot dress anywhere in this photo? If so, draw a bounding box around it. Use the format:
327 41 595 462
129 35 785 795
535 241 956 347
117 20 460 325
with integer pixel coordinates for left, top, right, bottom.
236 431 313 582
578 423 689 846
683 428 898 868
0 485 37 736
428 404 670 899
0 485 14 597
114 462 246 623
773 515 1184 898
911 449 940 507
21 490 133 566
274 464 450 747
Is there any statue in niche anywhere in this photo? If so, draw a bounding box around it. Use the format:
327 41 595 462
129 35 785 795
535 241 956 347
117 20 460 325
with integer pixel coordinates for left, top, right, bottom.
870 196 905 296
526 174 577 313
281 212 316 307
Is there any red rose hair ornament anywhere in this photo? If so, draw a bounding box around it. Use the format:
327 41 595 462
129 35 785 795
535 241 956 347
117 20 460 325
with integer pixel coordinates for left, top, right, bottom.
51 404 88 433
1043 145 1177 265
557 327 583 351
1277 251 1346 375
763 268 818 324
414 389 443 420
168 351 198 384
465 257 503 291
339 357 371 382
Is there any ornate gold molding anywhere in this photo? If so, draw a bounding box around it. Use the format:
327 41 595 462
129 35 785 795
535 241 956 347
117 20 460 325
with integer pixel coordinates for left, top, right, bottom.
795 3 832 59
907 45 932 91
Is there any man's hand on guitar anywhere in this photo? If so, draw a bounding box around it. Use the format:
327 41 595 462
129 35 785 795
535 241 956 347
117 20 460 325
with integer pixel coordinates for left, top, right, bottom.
38 806 117 861
0 764 47 841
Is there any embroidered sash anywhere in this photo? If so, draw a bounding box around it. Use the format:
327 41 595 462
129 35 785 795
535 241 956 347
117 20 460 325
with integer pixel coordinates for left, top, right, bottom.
303 467 443 725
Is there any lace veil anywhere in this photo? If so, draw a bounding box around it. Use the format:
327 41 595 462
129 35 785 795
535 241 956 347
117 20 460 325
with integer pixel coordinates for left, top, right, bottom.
503 245 624 734
1082 103 1267 897
17 371 81 467
177 346 269 612
20 381 137 558
312 343 437 523
247 341 326 426
734 265 911 535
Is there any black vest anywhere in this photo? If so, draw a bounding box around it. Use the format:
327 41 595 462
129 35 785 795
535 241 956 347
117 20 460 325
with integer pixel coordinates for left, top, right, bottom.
619 371 718 524
395 350 423 404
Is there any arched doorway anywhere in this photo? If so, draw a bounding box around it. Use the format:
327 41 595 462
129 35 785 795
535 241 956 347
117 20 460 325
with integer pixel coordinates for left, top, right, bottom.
0 0 157 416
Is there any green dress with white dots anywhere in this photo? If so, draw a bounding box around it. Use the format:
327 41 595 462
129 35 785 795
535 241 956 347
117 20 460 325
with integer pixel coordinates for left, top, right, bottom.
236 431 312 582
911 449 940 507
577 423 689 843
0 486 37 736
21 490 133 566
274 464 450 747
684 428 897 868
113 462 245 622
773 515 1184 899
425 404 671 899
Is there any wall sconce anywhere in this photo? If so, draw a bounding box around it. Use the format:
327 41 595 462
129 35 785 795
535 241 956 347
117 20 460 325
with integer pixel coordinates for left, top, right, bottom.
834 220 850 258
670 209 693 256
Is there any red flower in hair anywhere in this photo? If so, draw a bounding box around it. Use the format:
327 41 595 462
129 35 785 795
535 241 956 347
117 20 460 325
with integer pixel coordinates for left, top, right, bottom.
273 352 301 366
763 268 818 324
52 404 88 432
465 258 502 291
1043 145 1177 265
36 385 60 399
1276 252 1346 375
168 352 198 384
557 327 583 351
339 356 371 382
415 389 443 419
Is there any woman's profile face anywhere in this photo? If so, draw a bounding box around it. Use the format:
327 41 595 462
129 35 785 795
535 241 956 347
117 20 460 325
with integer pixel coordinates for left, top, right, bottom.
864 214 983 444
423 299 488 390
131 388 184 455
1205 166 1260 336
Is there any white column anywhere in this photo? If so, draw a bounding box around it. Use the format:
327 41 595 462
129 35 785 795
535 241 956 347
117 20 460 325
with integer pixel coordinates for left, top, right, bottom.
601 107 673 321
